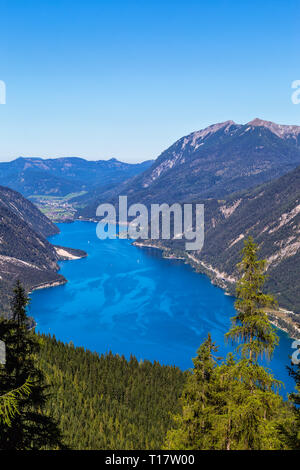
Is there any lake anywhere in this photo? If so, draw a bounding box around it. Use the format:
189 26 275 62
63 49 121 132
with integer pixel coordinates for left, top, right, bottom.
29 221 295 397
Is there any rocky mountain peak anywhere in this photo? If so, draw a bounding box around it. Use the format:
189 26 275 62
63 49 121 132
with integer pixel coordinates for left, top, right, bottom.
186 120 236 145
247 118 300 139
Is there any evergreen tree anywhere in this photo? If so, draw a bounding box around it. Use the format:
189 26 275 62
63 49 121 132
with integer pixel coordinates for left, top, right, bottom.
281 362 300 449
164 237 287 450
163 334 220 449
0 281 64 449
0 378 32 426
37 333 185 449
290 362 300 447
225 236 278 362
220 237 285 449
211 356 284 449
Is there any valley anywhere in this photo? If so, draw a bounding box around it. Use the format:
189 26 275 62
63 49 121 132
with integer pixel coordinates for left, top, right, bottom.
29 192 87 222
29 220 296 398
2 0 300 451
1 119 300 450
2 118 300 328
0 185 87 315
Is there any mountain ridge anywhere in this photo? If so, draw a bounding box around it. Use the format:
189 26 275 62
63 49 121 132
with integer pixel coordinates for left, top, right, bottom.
78 118 300 217
0 185 86 315
133 163 300 331
0 156 154 198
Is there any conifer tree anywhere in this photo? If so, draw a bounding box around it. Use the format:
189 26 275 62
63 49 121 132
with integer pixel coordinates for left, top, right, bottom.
0 281 64 449
282 362 300 449
163 334 219 449
212 355 283 449
0 378 32 426
164 237 287 450
222 237 284 449
290 363 300 447
225 236 278 362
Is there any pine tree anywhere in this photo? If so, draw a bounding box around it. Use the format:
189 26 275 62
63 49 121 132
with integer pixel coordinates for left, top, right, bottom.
163 334 219 449
212 356 284 449
222 237 285 449
0 378 32 426
290 362 300 447
0 281 64 449
225 236 278 362
164 237 287 450
282 362 300 449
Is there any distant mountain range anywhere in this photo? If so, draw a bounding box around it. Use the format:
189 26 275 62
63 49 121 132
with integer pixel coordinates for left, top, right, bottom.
79 118 300 330
0 157 153 197
0 185 86 315
79 118 300 217
1 118 300 329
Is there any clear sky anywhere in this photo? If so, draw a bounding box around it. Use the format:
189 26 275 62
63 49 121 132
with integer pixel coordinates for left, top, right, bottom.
0 0 299 162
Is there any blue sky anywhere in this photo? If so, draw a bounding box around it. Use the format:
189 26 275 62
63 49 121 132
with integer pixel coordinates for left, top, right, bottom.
0 0 299 162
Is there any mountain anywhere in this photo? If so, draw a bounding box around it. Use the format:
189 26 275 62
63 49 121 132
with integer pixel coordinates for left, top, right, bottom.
78 118 300 217
197 164 300 316
0 185 59 238
0 157 153 197
0 186 85 315
139 164 300 332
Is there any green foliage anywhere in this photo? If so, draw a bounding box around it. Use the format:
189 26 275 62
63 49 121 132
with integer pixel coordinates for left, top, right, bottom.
199 166 300 316
210 358 285 450
0 378 32 426
159 163 300 318
37 334 186 449
0 185 63 315
1 240 298 450
280 362 300 449
163 334 220 450
164 238 293 450
226 236 278 362
0 281 64 449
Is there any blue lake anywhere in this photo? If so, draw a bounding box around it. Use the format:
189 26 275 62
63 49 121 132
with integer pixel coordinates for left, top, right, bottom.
29 221 295 397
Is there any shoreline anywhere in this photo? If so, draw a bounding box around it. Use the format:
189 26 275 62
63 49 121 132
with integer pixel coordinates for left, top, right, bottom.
54 245 88 261
29 278 67 294
29 244 87 295
46 220 300 340
133 240 300 340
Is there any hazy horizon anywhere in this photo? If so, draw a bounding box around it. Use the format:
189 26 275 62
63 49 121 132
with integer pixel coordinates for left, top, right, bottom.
2 115 300 164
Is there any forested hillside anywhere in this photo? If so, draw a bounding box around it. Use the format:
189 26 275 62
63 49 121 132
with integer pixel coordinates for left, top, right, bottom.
132 163 300 326
0 185 85 314
197 165 300 316
1 242 299 450
38 334 186 449
0 185 59 238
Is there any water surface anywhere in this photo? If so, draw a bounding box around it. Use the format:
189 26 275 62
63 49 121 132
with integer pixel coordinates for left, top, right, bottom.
29 221 295 397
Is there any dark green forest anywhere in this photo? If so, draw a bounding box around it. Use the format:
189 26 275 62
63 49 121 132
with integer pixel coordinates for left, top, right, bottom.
38 335 186 449
0 239 299 450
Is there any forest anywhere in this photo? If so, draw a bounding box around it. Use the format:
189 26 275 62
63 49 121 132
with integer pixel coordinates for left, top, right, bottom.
0 238 299 450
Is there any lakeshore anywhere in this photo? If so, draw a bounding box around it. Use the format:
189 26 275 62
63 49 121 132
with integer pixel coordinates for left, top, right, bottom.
28 221 296 397
133 240 300 340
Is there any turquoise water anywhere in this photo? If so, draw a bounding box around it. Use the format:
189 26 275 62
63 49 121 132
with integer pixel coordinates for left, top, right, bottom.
29 221 295 397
